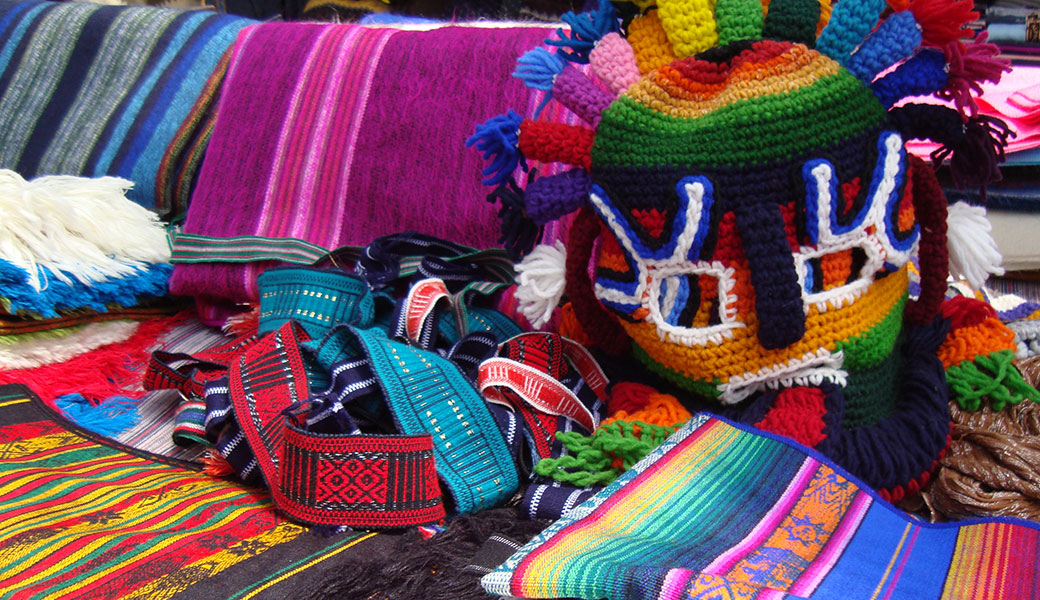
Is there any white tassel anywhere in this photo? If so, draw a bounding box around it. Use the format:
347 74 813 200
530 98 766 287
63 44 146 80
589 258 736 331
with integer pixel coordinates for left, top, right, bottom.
946 201 1004 290
514 241 568 328
0 170 170 291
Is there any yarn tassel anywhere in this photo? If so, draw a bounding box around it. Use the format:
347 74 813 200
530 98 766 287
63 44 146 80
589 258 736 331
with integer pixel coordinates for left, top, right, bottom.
845 11 922 84
486 176 542 261
939 33 1012 119
946 201 1004 290
514 241 567 328
0 170 170 291
546 0 620 64
465 110 524 186
56 393 140 437
514 48 566 93
202 449 236 477
933 114 1013 193
589 32 641 97
908 0 978 48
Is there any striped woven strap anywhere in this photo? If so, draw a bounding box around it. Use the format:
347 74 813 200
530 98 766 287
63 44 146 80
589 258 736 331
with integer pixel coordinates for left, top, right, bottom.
277 426 445 529
169 232 331 265
351 324 519 515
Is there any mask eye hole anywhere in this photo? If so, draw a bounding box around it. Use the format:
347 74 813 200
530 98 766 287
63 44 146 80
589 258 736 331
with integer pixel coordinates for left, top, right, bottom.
802 247 870 294
657 272 724 328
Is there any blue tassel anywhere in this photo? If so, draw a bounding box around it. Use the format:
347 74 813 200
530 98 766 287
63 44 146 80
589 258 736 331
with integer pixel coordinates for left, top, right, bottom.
57 393 140 438
466 110 524 187
545 0 620 64
871 49 948 108
514 48 566 92
846 11 922 84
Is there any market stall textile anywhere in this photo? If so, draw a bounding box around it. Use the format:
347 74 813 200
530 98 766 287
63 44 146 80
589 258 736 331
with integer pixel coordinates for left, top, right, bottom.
484 413 1040 600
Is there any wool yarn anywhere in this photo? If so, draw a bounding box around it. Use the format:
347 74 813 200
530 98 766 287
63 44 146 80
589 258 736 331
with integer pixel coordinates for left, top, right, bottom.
471 0 1012 495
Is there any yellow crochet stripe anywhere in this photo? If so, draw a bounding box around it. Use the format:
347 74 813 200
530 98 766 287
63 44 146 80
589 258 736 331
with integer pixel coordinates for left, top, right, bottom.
621 265 909 386
628 10 679 74
625 43 841 119
659 0 719 58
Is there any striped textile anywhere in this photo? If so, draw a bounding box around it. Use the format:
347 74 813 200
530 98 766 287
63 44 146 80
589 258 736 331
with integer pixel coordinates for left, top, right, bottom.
109 318 230 461
168 22 578 307
0 0 252 213
484 414 1040 600
0 384 385 600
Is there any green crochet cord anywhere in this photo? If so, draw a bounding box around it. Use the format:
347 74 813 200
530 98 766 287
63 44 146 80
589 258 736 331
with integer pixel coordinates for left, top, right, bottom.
947 349 1040 411
533 420 682 487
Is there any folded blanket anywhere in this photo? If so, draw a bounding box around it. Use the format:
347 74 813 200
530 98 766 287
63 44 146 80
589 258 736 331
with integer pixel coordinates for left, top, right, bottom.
0 0 252 213
169 22 576 306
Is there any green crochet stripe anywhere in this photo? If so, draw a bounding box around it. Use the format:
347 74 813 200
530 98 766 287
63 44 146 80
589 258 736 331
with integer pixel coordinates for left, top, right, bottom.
947 349 1040 411
592 70 886 168
833 295 907 372
715 0 764 45
841 345 904 429
632 344 723 399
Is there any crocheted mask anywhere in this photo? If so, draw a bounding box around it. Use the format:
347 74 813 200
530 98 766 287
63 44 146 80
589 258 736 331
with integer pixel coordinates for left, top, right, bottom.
471 0 1010 496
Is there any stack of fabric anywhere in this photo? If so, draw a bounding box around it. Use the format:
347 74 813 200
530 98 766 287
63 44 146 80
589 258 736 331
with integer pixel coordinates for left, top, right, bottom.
0 0 252 214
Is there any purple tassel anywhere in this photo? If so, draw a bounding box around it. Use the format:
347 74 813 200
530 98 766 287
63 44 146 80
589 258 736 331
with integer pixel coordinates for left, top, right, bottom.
932 115 1014 197
523 169 591 225
466 111 524 186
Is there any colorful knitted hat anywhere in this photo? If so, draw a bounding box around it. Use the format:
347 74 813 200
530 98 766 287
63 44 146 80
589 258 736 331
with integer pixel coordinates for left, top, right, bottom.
470 0 1011 498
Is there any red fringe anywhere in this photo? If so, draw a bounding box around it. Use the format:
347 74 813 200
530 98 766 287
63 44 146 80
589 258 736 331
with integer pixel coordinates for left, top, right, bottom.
0 311 191 408
201 449 235 477
908 0 978 48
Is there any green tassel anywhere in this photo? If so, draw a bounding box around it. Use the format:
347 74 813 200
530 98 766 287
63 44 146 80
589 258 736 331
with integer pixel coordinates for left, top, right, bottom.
946 349 1040 411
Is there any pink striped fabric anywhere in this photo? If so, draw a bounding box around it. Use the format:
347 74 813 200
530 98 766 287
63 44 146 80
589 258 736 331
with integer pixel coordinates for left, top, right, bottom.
170 23 572 307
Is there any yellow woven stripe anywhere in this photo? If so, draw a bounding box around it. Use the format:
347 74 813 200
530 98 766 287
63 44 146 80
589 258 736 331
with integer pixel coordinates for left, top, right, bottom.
622 265 908 386
521 423 739 596
658 0 718 57
868 523 911 600
0 430 89 462
626 44 841 119
0 470 191 544
0 398 30 408
19 489 264 597
628 10 679 74
0 455 152 502
235 532 379 600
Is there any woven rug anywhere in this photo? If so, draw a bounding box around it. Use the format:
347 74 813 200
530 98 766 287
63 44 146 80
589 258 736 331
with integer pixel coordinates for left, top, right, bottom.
483 413 1040 600
0 383 393 600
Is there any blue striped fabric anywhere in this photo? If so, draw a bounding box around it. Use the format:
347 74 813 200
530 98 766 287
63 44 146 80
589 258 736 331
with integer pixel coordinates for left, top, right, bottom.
0 1 252 212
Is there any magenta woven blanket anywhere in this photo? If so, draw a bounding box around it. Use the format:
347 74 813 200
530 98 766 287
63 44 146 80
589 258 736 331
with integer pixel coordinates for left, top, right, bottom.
170 23 562 305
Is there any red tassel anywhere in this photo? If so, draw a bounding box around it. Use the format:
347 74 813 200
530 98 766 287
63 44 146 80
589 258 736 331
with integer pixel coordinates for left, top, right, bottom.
518 120 595 170
940 295 998 329
939 33 1012 119
908 0 978 48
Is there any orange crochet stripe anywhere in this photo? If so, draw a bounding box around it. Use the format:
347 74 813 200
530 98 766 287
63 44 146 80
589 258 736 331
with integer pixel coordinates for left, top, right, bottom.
601 392 692 430
937 317 1018 369
621 265 909 387
628 10 679 75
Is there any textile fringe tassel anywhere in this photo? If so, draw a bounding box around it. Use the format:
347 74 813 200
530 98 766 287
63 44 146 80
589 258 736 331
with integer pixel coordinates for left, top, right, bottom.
0 170 170 291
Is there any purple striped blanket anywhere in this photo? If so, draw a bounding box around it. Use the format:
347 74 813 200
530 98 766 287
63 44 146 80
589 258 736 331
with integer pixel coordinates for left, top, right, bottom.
170 23 572 307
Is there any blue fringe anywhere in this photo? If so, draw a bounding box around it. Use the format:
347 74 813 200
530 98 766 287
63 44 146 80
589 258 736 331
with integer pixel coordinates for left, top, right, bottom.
0 260 172 318
514 48 565 92
545 0 619 64
465 110 525 187
57 394 140 438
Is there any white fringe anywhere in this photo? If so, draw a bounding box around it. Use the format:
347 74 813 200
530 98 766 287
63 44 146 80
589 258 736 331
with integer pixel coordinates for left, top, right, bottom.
514 241 567 328
0 320 139 370
0 170 170 291
947 201 1004 290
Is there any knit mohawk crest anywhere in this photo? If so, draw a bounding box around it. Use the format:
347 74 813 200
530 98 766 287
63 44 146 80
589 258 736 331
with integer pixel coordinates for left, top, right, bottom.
471 0 1011 498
